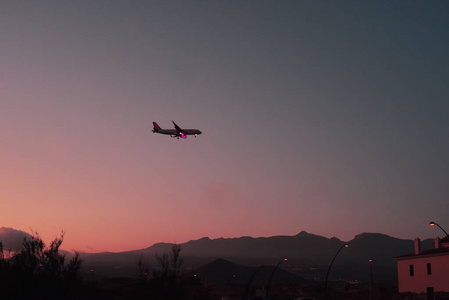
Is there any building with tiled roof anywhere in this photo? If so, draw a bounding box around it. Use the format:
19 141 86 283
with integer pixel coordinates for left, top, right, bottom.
395 236 449 295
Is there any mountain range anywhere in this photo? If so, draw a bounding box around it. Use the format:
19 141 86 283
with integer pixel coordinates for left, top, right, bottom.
76 231 435 284
0 227 437 284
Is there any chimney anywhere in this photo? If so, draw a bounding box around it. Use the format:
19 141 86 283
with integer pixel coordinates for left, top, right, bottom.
435 237 441 249
414 238 421 255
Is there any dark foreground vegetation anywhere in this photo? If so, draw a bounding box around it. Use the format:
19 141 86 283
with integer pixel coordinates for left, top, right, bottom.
0 232 82 299
2 236 448 300
0 237 204 300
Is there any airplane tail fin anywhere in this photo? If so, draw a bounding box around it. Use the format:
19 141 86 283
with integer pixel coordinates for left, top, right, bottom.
152 122 162 132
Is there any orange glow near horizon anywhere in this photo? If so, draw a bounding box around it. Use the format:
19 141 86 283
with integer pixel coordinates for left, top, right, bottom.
1 1 448 253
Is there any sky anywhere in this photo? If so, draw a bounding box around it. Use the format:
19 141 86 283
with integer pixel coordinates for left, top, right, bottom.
1 1 448 253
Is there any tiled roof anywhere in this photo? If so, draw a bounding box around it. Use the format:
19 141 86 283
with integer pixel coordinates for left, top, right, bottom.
395 247 449 259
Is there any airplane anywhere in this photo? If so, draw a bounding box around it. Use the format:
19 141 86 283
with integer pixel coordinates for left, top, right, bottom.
152 121 202 139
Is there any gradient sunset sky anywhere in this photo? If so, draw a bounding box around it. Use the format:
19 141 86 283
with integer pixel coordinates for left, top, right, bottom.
1 1 448 252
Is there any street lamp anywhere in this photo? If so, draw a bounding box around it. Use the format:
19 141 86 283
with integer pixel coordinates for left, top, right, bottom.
325 243 349 300
244 265 263 300
266 258 288 298
429 221 448 237
223 274 236 298
369 259 373 300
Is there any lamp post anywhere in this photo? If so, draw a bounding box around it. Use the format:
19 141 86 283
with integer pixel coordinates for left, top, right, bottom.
266 258 288 298
325 243 349 300
369 259 373 300
223 274 236 299
429 221 448 237
244 265 263 300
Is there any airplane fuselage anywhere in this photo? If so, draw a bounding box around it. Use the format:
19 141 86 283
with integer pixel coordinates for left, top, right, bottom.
152 129 202 136
152 121 202 139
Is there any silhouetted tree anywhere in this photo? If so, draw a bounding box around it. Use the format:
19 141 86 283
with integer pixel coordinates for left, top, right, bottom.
137 253 150 281
151 244 185 299
154 251 170 279
0 232 82 299
171 244 183 277
0 241 9 271
153 244 184 279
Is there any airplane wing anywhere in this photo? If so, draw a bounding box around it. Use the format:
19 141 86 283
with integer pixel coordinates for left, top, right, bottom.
172 121 186 138
172 121 182 132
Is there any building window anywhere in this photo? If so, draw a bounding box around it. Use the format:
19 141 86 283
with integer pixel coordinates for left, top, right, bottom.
427 263 432 275
410 264 414 276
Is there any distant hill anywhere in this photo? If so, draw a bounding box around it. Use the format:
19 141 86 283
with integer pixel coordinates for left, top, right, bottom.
123 231 344 266
0 227 32 251
191 258 308 285
333 232 433 283
4 227 433 284
80 231 435 284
